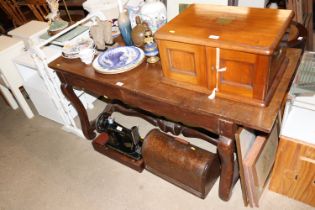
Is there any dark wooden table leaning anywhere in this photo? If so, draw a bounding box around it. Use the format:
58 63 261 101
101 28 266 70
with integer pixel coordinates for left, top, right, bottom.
49 4 302 207
49 47 301 203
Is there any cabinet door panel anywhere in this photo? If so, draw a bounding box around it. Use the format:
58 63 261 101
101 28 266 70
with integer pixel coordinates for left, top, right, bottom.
158 40 207 87
219 49 257 97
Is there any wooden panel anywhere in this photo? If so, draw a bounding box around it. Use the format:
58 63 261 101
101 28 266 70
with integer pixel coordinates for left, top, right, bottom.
219 61 254 96
237 120 279 207
244 123 278 207
215 49 257 98
252 55 269 101
206 48 276 103
268 47 286 91
269 136 315 207
169 50 195 74
235 128 256 206
206 47 216 91
0 0 28 27
305 0 313 50
158 40 207 87
286 0 313 50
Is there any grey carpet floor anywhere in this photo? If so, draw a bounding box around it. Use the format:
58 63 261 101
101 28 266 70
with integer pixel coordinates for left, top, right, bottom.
0 98 313 210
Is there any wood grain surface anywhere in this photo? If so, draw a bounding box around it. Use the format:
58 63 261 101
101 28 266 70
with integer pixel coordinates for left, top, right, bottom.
269 136 315 207
155 4 293 55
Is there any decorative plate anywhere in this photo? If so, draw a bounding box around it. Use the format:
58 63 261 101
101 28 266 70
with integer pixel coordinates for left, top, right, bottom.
97 46 141 70
93 48 144 74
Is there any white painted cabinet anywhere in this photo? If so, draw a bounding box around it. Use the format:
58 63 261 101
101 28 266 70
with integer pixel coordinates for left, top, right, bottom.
0 36 34 118
14 45 96 125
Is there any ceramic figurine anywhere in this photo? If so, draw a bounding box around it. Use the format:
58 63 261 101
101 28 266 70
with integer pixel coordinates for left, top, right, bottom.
140 0 166 33
143 29 159 63
131 16 148 47
46 0 68 35
90 18 106 51
118 0 134 46
90 18 118 50
103 20 118 48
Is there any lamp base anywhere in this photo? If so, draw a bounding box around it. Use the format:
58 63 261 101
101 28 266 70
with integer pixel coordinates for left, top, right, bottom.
48 19 69 36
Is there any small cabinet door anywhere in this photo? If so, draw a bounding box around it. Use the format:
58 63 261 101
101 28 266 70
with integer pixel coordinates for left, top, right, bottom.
158 40 208 92
207 47 269 101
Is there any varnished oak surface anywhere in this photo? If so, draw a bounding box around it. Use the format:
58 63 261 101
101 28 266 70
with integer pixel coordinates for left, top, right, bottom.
155 4 293 55
49 48 301 134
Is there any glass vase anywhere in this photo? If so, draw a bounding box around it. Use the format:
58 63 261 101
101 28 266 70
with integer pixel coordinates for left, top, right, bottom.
118 10 134 46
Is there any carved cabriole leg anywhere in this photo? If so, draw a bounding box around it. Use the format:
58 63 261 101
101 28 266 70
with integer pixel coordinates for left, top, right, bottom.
217 136 236 201
61 83 96 139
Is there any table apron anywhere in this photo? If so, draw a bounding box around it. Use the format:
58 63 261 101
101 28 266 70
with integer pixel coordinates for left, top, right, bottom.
58 71 237 139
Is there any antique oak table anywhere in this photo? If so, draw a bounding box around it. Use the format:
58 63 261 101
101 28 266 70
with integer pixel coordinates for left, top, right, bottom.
49 48 301 202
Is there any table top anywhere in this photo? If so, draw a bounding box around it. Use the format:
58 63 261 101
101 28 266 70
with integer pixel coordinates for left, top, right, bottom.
49 48 301 134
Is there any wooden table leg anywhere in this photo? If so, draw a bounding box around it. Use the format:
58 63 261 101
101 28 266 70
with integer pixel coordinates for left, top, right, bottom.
61 83 96 139
217 135 239 201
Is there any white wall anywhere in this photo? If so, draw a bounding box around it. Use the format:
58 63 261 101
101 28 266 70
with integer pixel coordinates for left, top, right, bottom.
238 0 268 8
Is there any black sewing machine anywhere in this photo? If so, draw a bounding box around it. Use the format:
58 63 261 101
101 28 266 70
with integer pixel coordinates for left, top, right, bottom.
96 113 143 160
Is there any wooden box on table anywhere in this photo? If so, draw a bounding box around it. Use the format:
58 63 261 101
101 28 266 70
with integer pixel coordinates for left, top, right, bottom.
155 4 293 106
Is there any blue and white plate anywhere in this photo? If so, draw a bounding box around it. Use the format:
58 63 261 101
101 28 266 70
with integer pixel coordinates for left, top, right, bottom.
98 46 141 70
93 47 145 74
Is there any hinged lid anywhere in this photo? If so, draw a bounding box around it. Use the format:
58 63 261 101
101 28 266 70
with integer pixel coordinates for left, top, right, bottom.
155 4 293 55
